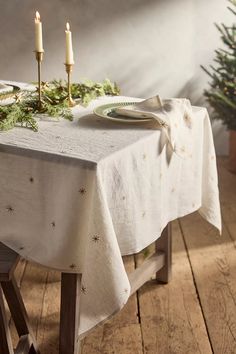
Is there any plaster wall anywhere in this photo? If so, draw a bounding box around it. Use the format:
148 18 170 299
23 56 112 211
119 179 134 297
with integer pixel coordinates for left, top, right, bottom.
0 0 233 154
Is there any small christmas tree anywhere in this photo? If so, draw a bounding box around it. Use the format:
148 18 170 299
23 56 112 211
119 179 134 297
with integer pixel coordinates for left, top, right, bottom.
201 0 236 130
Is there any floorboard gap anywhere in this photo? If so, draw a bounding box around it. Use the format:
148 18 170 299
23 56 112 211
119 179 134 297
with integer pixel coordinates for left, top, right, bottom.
35 270 49 340
134 255 145 354
178 218 215 354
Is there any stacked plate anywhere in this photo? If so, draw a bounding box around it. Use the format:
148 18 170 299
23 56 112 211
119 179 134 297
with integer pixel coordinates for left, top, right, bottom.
94 102 152 124
0 83 14 95
0 83 21 104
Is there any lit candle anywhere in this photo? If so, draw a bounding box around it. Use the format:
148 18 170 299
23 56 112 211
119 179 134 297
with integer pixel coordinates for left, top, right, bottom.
65 23 74 65
34 11 43 52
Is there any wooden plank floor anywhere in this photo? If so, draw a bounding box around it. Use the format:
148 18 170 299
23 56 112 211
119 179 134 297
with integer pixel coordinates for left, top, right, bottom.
8 157 236 354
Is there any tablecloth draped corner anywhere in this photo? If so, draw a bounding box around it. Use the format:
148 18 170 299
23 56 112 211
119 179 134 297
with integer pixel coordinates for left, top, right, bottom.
0 82 221 336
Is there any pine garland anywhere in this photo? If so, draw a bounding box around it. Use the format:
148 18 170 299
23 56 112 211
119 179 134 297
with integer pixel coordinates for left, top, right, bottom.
0 79 120 132
201 0 236 130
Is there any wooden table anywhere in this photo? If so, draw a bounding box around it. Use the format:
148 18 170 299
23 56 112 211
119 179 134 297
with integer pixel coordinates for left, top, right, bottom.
0 224 171 354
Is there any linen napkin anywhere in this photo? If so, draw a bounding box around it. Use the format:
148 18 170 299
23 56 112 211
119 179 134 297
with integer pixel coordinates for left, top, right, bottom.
115 96 193 157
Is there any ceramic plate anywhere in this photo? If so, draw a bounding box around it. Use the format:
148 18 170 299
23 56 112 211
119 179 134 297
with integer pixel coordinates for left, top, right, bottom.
94 102 152 123
0 84 21 104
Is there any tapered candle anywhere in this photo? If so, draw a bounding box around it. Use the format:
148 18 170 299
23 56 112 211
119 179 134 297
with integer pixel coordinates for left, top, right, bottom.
65 23 74 65
35 11 43 52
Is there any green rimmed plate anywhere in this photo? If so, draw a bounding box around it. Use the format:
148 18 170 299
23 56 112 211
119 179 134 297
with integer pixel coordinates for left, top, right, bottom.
93 102 152 123
0 84 21 104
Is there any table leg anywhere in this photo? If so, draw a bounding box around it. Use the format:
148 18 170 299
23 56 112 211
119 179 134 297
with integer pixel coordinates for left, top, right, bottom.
0 285 14 354
59 273 81 354
155 223 172 283
1 276 39 354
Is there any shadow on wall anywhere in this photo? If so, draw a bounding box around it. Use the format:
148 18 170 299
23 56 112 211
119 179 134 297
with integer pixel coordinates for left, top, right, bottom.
0 0 232 154
0 0 194 98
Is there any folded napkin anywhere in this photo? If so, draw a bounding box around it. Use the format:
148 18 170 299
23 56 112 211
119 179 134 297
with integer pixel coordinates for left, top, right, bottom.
115 96 193 157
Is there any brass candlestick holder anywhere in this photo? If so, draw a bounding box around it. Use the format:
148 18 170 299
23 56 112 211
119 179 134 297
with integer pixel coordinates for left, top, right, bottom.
65 63 76 107
35 50 44 110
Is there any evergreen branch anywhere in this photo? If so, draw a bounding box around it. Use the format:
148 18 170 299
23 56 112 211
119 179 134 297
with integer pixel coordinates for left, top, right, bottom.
201 0 236 129
228 0 236 15
228 6 236 15
0 79 120 132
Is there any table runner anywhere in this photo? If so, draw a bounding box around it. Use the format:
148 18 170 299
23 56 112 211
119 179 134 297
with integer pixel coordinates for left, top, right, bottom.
0 82 221 336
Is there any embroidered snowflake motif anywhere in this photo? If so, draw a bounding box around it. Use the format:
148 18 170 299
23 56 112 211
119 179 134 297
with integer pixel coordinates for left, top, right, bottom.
159 120 168 129
92 235 100 243
81 285 87 294
69 263 76 269
79 188 86 195
6 206 14 212
183 112 192 128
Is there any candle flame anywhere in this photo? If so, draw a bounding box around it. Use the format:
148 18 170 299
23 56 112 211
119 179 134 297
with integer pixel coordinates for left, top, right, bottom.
66 22 70 31
35 11 40 21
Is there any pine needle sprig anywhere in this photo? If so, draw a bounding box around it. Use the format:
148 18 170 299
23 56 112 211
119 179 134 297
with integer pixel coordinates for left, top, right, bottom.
0 78 120 132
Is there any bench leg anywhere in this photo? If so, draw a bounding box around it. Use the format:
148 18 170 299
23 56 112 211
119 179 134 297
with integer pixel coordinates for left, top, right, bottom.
155 223 172 283
1 276 39 354
59 273 81 354
0 285 14 354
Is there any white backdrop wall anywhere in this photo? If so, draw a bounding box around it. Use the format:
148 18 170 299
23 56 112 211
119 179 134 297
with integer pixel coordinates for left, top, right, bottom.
0 0 233 154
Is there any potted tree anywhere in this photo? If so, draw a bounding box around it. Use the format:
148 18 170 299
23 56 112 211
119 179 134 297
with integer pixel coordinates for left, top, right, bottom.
202 0 236 173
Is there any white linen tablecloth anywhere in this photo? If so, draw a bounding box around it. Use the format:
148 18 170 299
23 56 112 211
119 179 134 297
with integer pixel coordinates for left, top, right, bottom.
0 82 221 336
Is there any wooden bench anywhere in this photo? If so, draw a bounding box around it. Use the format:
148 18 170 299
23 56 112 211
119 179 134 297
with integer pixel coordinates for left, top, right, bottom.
0 243 39 354
0 224 172 354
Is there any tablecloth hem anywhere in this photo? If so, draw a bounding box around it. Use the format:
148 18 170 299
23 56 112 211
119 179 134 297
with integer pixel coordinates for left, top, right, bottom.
0 241 85 274
78 302 129 338
120 207 203 256
1 207 220 274
198 208 222 234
